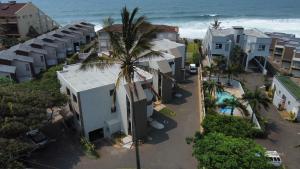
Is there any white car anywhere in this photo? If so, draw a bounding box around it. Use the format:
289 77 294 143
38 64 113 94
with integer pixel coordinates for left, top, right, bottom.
189 64 197 74
266 151 282 167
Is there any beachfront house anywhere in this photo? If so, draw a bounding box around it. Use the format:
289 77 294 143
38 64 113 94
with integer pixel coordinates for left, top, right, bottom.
203 26 271 74
57 64 154 141
0 1 59 38
37 35 67 60
271 76 300 120
0 50 34 82
98 24 180 53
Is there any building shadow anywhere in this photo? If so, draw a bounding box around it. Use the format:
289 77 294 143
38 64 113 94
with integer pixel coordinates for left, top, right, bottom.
146 110 177 145
29 121 84 169
171 85 193 105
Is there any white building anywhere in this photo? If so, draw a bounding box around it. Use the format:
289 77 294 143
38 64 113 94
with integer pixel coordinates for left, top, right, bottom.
57 64 154 141
271 76 300 120
203 26 271 73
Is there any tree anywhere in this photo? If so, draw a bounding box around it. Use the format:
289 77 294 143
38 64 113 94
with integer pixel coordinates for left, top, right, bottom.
242 87 270 121
203 80 224 96
204 95 218 114
203 114 256 138
224 64 239 85
192 132 273 169
81 7 160 169
211 17 221 29
204 64 217 80
230 46 245 71
213 56 226 83
222 98 248 116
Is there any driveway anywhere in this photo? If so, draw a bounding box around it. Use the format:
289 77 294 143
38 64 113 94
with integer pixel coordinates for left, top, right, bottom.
30 74 200 169
238 73 300 169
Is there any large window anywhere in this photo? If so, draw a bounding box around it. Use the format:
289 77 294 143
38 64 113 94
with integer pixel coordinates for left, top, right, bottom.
258 44 266 51
236 35 240 43
215 43 222 49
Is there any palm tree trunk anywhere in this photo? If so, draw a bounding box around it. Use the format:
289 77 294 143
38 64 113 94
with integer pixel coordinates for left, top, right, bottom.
129 88 141 169
231 107 234 116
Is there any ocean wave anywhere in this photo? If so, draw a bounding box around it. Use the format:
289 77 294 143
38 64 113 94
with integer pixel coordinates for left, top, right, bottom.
91 18 300 39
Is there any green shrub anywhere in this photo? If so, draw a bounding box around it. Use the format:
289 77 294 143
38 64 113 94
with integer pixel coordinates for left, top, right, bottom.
80 137 100 159
203 114 256 138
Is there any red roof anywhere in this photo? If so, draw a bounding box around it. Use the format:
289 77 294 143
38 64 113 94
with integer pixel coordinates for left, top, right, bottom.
100 24 178 33
0 3 26 16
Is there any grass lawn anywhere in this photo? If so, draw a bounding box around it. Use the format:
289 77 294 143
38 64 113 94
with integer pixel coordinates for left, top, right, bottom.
159 107 176 117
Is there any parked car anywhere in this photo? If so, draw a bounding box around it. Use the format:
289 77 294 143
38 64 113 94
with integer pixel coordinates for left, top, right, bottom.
189 64 197 74
26 129 49 148
265 151 282 167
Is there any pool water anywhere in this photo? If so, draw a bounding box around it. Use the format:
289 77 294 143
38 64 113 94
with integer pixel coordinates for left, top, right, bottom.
216 91 235 115
216 91 234 105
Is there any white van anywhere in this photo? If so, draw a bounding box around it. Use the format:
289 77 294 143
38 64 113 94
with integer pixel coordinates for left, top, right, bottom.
189 64 197 74
266 151 282 167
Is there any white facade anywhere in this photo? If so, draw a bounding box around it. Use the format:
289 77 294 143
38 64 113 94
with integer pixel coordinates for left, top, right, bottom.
57 64 153 140
271 76 300 120
203 26 271 73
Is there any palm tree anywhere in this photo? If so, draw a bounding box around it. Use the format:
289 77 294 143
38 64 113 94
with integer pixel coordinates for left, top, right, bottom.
211 17 221 29
242 87 270 121
222 98 248 116
204 64 217 80
213 56 226 83
224 64 239 86
204 95 217 114
81 7 160 169
203 80 224 97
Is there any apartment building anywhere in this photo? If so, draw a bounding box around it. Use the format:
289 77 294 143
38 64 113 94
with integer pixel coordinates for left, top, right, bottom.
203 26 271 74
0 1 59 38
266 32 300 77
0 22 96 81
98 24 179 53
57 64 154 141
271 76 300 120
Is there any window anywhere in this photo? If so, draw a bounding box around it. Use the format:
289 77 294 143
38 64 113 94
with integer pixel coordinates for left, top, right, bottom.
279 90 281 94
258 44 266 51
72 94 77 103
215 43 222 49
288 101 290 105
40 56 44 62
66 87 70 95
236 35 240 43
25 64 30 71
111 106 116 113
109 89 114 96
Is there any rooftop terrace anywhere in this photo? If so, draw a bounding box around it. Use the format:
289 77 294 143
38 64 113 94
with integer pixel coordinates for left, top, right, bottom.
276 76 300 100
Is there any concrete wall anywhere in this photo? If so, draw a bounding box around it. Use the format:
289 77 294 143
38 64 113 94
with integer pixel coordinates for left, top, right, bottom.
156 32 178 41
30 52 46 74
11 60 32 81
43 45 58 66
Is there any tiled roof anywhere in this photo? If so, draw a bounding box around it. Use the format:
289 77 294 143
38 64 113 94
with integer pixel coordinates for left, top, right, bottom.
0 3 26 16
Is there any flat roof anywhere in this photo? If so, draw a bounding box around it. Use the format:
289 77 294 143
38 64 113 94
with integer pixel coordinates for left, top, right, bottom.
210 28 233 37
152 39 184 51
244 29 269 38
0 64 16 74
57 63 153 92
276 76 300 100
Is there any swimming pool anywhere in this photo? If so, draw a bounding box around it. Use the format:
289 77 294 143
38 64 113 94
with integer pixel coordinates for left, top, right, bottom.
216 91 234 105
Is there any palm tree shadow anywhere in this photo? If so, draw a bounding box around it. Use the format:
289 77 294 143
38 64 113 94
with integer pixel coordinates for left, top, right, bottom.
171 86 193 105
146 110 177 144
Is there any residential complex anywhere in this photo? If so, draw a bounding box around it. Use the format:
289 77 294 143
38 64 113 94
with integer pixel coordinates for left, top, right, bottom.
202 26 271 74
266 32 300 77
57 64 154 141
0 22 95 81
0 1 59 38
271 76 300 120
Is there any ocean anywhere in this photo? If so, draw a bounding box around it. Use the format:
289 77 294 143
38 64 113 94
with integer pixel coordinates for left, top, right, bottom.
18 0 300 38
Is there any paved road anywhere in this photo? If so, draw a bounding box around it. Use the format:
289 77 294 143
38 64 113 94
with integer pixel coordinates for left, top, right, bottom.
31 75 200 169
238 73 300 169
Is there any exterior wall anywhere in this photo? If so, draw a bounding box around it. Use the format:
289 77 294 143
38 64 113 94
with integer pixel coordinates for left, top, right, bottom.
98 31 110 53
161 72 173 103
79 85 121 139
15 3 58 38
132 97 147 139
272 78 300 119
11 60 32 81
30 52 46 74
42 45 58 66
